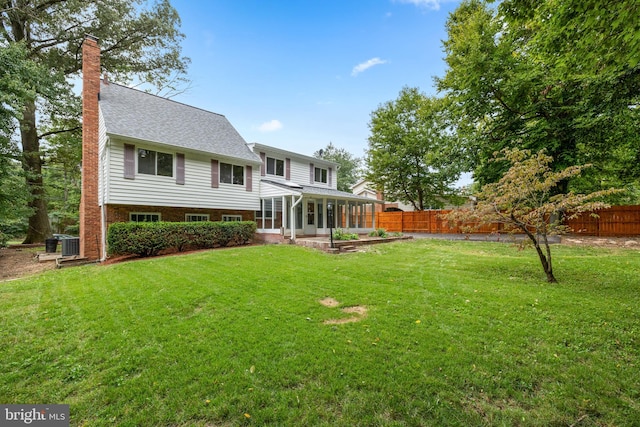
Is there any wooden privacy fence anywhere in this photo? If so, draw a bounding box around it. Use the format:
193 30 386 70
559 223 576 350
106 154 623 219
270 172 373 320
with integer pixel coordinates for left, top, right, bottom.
564 205 640 237
376 205 640 237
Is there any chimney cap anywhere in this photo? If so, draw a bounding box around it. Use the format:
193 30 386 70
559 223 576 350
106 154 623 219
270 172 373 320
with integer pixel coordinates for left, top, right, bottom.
84 34 99 43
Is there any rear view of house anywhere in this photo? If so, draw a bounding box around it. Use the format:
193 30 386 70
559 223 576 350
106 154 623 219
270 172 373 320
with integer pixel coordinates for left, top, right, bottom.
80 36 378 261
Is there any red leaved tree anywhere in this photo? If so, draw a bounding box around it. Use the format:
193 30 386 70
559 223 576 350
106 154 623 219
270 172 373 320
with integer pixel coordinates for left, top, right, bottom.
446 148 622 282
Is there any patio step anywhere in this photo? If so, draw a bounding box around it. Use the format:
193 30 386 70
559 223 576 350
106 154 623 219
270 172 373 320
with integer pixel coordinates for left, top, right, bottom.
340 245 358 253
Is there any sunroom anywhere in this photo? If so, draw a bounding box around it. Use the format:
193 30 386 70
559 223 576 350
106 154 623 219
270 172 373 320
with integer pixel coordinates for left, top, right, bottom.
255 180 381 241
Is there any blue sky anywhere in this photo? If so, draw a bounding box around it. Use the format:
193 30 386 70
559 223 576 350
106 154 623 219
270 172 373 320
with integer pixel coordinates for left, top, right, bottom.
170 0 461 162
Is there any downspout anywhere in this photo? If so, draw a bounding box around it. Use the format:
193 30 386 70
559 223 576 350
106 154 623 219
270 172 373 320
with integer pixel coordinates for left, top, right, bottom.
101 205 107 261
290 194 303 241
99 136 109 262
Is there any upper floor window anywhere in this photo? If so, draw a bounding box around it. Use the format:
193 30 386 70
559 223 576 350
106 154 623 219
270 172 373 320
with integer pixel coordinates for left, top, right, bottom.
266 157 285 177
138 149 173 177
314 167 327 183
220 162 244 185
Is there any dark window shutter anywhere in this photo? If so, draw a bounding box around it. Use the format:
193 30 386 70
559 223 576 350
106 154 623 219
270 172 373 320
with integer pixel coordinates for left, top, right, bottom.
211 159 219 188
246 165 253 192
285 158 291 180
176 153 185 185
124 144 135 179
328 167 333 187
310 163 314 184
260 152 266 176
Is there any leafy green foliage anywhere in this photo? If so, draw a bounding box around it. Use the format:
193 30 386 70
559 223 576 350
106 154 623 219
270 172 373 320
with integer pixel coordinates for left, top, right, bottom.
107 221 256 257
0 43 44 233
43 126 82 234
446 148 622 282
368 228 388 238
437 0 640 198
366 87 462 210
332 229 359 241
313 142 362 192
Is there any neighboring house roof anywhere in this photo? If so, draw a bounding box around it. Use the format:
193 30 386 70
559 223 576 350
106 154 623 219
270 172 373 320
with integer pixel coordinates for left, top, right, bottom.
99 81 262 164
262 179 381 202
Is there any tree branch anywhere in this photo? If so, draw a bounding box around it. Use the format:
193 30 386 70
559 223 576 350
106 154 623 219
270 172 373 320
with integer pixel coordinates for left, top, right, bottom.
38 126 81 139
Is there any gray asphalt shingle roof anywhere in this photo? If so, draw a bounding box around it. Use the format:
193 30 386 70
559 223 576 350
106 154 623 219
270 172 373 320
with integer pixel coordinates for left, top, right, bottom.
99 81 261 163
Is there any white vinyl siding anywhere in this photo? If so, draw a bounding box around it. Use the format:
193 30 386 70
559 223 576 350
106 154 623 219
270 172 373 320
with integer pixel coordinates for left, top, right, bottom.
287 160 335 189
105 139 260 210
250 144 336 189
259 181 298 198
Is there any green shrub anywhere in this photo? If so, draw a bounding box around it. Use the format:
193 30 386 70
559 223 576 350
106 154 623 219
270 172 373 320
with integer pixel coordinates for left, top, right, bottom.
0 231 7 248
333 228 359 241
368 228 388 238
107 221 257 257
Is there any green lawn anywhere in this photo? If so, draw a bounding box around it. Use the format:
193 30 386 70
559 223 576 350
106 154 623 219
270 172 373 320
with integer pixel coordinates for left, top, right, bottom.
1 240 639 426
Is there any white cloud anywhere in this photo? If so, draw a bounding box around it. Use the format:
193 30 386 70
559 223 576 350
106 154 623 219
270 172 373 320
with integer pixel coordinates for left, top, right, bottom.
393 0 452 10
351 57 388 77
258 119 283 132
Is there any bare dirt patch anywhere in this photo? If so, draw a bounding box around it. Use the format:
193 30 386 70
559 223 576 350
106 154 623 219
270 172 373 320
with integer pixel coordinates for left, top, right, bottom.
320 298 368 325
318 297 340 308
0 246 56 282
341 306 368 316
560 236 640 249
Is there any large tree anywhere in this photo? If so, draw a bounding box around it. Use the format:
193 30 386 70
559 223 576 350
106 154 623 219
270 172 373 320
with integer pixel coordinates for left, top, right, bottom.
1 0 189 243
366 87 462 210
437 0 640 199
313 142 362 192
0 42 49 238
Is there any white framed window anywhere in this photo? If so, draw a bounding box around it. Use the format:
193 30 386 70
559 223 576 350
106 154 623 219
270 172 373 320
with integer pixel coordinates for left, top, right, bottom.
138 149 173 177
314 167 327 183
220 162 244 185
130 212 161 222
185 214 210 222
221 215 242 222
266 157 285 177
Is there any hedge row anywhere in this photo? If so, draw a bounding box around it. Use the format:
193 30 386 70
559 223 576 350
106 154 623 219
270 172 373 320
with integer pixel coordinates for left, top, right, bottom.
107 221 257 257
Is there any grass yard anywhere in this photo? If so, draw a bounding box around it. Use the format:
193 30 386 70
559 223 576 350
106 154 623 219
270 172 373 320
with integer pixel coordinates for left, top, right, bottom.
1 239 639 426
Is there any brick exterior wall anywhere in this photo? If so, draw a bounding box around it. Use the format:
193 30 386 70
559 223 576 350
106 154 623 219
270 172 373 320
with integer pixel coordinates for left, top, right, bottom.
105 204 254 227
80 36 102 260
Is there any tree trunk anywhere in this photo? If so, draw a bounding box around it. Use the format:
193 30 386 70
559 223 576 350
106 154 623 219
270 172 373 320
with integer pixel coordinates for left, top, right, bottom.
20 100 52 244
517 218 558 283
531 239 557 283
